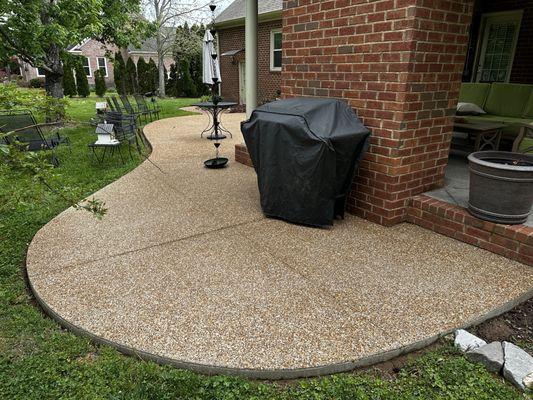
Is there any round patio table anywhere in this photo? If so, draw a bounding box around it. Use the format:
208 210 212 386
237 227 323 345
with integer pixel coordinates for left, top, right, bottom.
193 101 237 140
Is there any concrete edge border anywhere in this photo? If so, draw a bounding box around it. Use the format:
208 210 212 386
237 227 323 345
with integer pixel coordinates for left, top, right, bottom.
24 118 533 380
26 264 533 380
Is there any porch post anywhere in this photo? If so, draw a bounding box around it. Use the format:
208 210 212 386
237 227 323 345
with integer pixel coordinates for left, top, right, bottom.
245 0 258 118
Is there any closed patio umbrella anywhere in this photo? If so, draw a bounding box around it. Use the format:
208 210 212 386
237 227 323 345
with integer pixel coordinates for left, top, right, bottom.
203 30 221 86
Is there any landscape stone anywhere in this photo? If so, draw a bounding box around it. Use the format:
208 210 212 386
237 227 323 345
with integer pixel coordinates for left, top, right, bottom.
502 342 533 391
466 341 504 373
523 372 533 390
454 329 487 352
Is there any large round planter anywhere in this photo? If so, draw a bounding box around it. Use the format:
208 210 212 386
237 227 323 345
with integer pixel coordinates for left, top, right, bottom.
468 151 533 225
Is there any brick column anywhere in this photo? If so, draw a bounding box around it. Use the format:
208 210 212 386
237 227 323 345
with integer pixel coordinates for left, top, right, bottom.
282 0 474 226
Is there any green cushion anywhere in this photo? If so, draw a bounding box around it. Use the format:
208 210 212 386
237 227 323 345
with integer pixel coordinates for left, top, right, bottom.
458 83 491 108
523 93 533 118
519 137 533 153
484 83 533 118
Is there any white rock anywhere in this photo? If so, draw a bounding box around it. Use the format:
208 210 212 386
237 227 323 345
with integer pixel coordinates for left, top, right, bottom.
466 342 504 373
454 329 487 352
523 372 533 390
502 341 533 391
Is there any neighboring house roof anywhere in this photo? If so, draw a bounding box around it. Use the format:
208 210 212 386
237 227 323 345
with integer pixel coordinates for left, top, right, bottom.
215 0 282 27
128 27 176 54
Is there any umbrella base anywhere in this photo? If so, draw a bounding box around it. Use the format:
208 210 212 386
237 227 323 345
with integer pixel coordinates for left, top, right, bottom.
204 157 229 169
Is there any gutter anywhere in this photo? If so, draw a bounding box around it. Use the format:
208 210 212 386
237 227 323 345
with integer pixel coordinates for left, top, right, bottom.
215 10 282 29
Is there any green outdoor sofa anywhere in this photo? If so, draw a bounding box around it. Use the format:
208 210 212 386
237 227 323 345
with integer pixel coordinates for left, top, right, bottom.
458 82 533 144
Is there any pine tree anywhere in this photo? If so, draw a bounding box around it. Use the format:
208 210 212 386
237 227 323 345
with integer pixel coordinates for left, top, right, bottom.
125 57 138 94
94 69 107 97
113 52 126 95
62 64 76 97
147 58 158 94
137 57 149 94
74 62 90 97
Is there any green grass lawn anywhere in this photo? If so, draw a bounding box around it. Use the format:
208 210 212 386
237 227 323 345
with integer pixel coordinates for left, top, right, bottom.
0 96 524 399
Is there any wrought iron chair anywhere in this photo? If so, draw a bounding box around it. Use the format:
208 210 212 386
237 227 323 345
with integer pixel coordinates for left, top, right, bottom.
0 109 70 165
133 94 160 121
88 111 141 163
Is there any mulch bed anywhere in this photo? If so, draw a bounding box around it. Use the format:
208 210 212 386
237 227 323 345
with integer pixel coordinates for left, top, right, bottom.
471 297 532 355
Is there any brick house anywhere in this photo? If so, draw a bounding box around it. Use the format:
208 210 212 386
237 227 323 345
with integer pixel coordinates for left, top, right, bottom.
227 0 533 265
216 0 283 104
20 38 174 88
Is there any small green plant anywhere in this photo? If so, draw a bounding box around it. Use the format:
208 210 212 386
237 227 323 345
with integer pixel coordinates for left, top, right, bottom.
94 69 107 97
28 77 45 88
0 134 107 218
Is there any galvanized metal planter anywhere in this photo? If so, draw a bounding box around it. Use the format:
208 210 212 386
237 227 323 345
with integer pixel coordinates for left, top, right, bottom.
468 151 533 225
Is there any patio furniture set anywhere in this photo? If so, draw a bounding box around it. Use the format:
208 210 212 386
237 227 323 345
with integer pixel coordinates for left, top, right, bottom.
0 95 160 166
454 82 533 153
89 95 161 163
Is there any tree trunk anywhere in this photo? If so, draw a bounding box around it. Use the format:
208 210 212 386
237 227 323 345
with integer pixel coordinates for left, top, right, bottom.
156 29 166 98
44 43 64 99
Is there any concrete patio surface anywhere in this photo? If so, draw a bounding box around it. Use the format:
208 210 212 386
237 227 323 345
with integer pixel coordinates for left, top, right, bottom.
26 111 533 379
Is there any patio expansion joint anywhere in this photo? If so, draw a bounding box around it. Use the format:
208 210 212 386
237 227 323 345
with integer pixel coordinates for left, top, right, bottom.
31 215 267 279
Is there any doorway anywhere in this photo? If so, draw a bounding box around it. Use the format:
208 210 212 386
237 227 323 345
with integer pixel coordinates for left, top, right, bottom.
474 10 523 83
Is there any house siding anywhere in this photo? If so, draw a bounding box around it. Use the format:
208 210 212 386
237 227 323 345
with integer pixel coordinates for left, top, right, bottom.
218 20 282 104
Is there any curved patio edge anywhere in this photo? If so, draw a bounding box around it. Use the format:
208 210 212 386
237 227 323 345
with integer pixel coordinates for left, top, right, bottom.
26 264 533 380
24 116 533 380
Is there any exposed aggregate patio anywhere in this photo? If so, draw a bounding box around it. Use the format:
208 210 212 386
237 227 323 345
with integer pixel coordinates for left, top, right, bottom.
26 111 533 379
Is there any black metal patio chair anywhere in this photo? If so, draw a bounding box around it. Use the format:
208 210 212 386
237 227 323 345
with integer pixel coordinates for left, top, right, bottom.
0 110 70 165
119 95 145 125
88 111 142 163
133 94 160 121
110 96 126 114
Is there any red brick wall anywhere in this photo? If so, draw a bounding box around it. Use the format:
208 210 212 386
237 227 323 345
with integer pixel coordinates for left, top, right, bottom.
282 0 474 226
218 20 283 104
475 0 533 84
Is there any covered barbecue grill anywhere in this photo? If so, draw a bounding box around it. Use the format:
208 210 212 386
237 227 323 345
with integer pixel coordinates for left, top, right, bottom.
241 98 371 227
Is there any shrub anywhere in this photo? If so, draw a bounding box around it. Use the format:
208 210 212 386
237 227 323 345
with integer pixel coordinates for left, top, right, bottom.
29 78 45 88
113 52 126 95
179 58 197 98
0 83 67 121
125 57 138 94
74 63 90 97
137 57 149 95
62 66 77 97
94 69 107 97
147 58 158 94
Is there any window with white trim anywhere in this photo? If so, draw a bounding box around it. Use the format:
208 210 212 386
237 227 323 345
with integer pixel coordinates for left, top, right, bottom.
82 57 91 77
97 57 108 77
270 30 282 71
36 67 46 77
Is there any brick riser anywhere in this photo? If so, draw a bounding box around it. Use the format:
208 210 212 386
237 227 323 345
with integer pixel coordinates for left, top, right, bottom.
408 195 533 266
234 148 532 266
235 143 253 167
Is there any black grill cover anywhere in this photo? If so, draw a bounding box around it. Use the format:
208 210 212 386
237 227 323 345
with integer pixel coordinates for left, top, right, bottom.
241 98 371 227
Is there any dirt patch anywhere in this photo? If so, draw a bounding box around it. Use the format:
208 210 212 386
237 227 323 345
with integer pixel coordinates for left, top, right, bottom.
471 297 532 355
